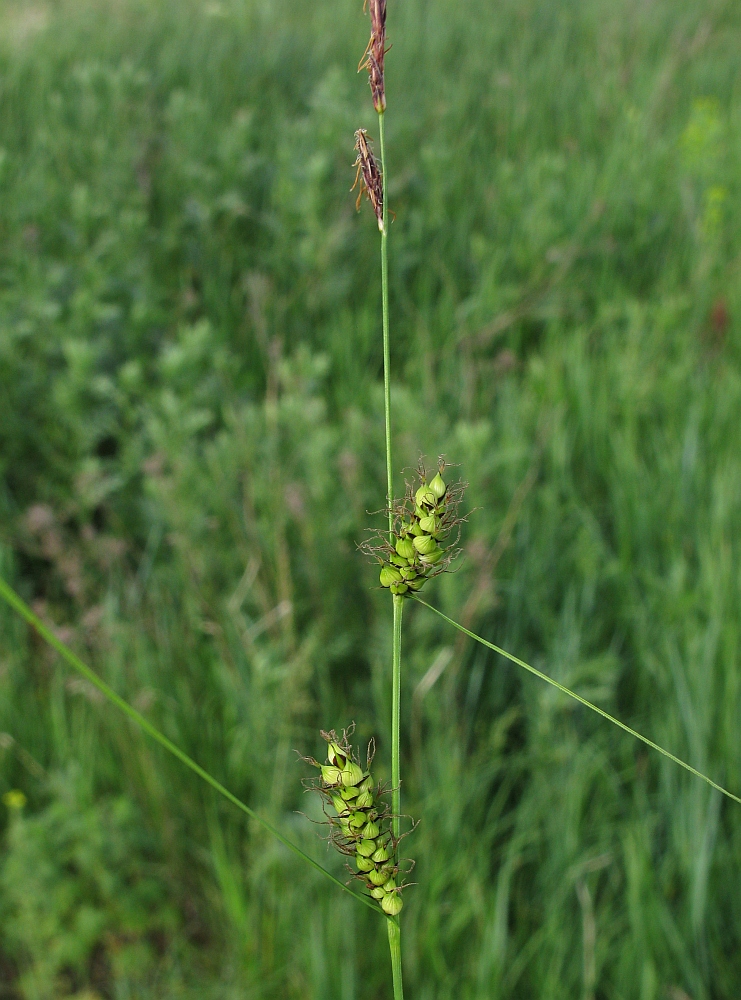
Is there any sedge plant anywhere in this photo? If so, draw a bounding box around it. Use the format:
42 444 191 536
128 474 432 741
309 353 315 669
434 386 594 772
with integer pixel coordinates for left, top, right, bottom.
316 2 473 991
3 1 741 996
303 1 741 992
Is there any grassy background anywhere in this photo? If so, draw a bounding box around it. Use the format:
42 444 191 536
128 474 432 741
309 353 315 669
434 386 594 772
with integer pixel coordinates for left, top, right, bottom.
1 0 741 995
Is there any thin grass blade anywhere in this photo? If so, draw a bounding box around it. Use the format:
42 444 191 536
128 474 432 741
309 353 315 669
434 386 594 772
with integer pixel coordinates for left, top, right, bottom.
0 575 381 913
413 596 741 806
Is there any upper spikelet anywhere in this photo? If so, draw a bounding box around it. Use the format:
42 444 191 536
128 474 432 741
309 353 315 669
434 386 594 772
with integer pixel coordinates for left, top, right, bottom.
360 0 387 112
362 460 467 597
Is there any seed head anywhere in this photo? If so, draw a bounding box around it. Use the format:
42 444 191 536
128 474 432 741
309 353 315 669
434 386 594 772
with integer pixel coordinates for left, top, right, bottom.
301 727 414 913
360 0 388 113
362 459 468 598
352 129 384 231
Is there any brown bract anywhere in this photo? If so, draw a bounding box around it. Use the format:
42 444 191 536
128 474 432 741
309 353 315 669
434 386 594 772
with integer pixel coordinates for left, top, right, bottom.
352 128 384 231
360 0 388 112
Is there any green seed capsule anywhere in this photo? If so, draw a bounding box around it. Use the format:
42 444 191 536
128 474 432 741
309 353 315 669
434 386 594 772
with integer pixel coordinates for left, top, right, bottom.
370 885 386 899
321 765 342 786
381 893 403 916
340 784 359 800
359 776 374 793
350 811 367 828
341 762 365 787
368 867 390 886
413 534 437 555
355 790 374 809
395 537 416 560
390 553 408 567
357 839 377 858
429 472 447 499
363 820 380 839
380 564 402 588
406 577 424 590
371 844 391 863
390 582 408 595
420 547 444 564
328 742 346 765
356 854 374 872
383 877 397 892
415 485 435 507
418 514 437 534
331 794 347 814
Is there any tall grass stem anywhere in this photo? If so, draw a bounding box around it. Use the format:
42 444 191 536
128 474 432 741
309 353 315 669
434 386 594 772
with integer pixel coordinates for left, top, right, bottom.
379 111 393 541
379 108 406 1000
392 593 403 837
387 917 404 1000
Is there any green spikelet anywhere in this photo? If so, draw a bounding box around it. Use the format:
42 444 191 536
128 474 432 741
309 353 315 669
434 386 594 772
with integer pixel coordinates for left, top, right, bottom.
395 536 416 560
380 564 402 588
381 892 403 916
304 727 413 914
368 866 391 886
356 789 374 809
429 471 447 499
363 459 467 598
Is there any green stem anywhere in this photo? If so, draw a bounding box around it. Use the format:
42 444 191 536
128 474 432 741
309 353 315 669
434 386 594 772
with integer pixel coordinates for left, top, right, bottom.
380 111 405 1000
379 110 392 541
387 917 404 1000
392 593 403 838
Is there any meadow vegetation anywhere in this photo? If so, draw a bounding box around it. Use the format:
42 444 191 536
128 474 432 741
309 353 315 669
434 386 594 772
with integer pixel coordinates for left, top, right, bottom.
2 0 741 995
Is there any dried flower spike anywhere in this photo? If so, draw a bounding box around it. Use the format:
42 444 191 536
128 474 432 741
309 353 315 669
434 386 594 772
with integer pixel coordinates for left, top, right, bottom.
303 727 413 914
360 0 388 113
352 129 384 231
362 459 468 597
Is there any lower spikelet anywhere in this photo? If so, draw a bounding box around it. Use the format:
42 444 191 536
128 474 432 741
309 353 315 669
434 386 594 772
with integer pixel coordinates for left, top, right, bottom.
303 727 413 915
352 129 384 231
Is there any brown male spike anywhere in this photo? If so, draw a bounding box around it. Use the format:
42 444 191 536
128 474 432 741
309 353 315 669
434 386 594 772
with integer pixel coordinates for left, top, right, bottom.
360 0 388 112
352 129 384 231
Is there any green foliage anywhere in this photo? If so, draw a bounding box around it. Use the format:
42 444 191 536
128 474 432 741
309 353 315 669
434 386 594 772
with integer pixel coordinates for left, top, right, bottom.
0 767 178 998
2 0 741 996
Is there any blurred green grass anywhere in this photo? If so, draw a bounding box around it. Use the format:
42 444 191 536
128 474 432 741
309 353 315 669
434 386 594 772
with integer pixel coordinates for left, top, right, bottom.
1 0 741 995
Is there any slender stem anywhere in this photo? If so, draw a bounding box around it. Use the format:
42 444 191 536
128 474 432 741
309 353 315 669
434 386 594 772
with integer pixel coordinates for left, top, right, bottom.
391 593 403 837
379 111 393 541
380 111 405 1000
387 917 404 1000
